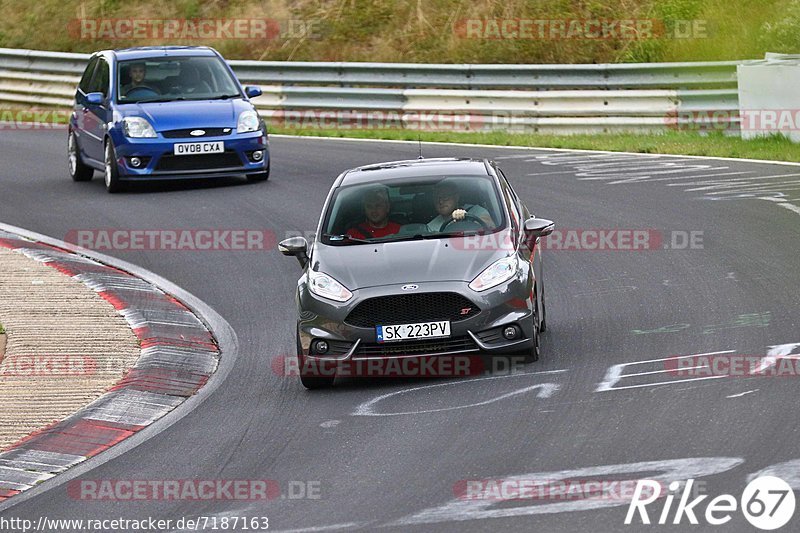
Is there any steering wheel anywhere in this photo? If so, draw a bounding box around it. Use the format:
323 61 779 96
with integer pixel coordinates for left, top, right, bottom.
125 86 160 98
439 213 490 232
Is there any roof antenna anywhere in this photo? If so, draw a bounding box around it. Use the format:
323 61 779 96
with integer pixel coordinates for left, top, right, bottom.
417 135 424 159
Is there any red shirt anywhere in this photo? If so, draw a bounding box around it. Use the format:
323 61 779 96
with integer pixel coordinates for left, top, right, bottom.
346 221 401 239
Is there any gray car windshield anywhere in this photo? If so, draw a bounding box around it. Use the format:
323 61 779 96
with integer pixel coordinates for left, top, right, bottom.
322 175 506 245
116 56 241 103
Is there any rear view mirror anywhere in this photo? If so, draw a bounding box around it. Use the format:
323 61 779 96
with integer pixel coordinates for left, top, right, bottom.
86 92 104 105
245 86 262 98
278 237 309 268
523 217 554 237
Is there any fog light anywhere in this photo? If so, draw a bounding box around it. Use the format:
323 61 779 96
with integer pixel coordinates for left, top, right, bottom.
312 340 329 354
130 157 142 168
503 326 519 340
252 150 263 161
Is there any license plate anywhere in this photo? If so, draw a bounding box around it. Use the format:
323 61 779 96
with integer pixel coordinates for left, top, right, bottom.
173 141 224 155
376 321 450 343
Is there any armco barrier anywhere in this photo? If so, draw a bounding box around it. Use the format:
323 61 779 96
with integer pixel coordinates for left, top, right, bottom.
0 47 745 134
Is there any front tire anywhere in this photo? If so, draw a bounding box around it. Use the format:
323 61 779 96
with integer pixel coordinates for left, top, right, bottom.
68 131 94 182
104 140 124 194
246 161 270 182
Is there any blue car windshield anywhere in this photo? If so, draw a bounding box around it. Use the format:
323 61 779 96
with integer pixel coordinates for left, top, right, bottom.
116 56 241 103
321 175 506 245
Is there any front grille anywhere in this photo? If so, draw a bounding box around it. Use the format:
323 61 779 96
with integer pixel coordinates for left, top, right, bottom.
344 292 480 328
161 128 233 138
353 335 478 358
156 151 243 172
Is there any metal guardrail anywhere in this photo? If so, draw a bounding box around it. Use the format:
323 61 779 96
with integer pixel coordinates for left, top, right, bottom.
0 47 744 134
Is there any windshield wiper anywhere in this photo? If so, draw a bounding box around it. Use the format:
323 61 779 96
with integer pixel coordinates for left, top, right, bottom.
204 94 240 100
321 233 373 244
136 96 186 104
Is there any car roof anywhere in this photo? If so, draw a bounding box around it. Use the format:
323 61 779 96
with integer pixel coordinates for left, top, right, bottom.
340 158 492 186
110 46 219 61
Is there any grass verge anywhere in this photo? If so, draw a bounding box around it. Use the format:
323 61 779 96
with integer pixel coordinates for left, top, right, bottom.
268 128 800 163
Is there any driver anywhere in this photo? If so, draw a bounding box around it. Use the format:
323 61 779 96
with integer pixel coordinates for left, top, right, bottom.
122 62 156 96
426 179 493 232
346 185 401 239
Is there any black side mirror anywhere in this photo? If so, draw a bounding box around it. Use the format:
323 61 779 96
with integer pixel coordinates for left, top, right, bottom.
278 236 309 268
523 217 554 238
245 86 262 98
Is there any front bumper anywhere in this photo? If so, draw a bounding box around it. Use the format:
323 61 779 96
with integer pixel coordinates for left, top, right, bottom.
296 278 535 361
109 129 269 180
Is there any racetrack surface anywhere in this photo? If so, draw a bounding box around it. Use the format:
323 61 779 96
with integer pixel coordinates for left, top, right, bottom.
1 131 799 532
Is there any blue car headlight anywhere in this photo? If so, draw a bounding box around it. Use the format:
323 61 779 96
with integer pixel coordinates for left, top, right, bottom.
122 117 157 138
469 256 519 292
237 110 260 134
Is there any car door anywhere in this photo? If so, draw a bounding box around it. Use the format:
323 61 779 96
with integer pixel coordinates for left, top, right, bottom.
81 57 111 163
74 56 99 162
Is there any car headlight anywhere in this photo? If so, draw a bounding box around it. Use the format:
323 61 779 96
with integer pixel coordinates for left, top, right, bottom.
469 256 519 292
308 270 353 302
237 110 260 134
122 117 157 138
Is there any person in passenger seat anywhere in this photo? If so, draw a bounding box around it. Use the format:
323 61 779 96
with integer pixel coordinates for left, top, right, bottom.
346 185 401 239
426 179 493 232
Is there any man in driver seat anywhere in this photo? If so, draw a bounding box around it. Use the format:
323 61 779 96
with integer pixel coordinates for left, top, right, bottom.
122 62 151 96
426 179 493 232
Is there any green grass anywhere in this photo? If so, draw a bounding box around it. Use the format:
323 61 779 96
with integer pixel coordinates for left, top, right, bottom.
0 323 5 335
269 127 800 163
1 0 799 62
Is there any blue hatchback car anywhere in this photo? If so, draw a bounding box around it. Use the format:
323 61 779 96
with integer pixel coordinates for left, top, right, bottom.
68 46 270 193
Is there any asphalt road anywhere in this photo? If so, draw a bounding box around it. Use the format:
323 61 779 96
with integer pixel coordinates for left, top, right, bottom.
1 130 799 532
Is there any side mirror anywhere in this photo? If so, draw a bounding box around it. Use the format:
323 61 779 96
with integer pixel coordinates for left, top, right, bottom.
86 92 104 105
278 236 309 268
523 217 554 237
245 86 262 98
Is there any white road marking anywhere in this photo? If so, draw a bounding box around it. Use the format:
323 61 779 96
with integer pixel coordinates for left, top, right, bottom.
352 370 566 417
319 420 340 428
726 389 758 398
389 457 744 525
595 350 735 392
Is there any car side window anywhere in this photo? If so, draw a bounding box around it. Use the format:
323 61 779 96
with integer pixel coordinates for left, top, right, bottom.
87 58 110 98
78 56 99 94
498 168 528 218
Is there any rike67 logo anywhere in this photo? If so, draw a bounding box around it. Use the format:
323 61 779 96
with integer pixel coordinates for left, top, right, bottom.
626 476 795 530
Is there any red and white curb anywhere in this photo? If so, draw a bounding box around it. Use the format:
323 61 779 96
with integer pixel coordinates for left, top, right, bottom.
0 229 220 502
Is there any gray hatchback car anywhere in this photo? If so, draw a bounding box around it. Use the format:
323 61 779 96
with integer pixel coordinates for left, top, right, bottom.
279 158 554 388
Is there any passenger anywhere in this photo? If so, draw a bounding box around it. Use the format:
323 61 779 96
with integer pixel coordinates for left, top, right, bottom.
346 185 401 239
426 179 493 232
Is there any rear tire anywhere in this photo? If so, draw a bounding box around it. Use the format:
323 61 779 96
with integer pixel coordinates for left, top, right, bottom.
68 131 94 182
104 140 124 194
